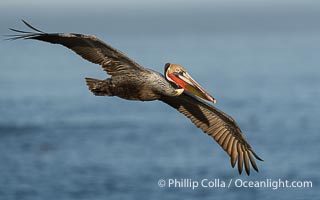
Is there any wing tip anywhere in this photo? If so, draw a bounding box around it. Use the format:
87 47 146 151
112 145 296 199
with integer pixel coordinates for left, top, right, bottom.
256 156 264 162
21 19 45 33
230 149 263 175
6 20 47 41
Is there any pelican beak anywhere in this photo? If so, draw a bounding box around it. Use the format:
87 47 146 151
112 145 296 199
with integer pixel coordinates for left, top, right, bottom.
169 71 216 103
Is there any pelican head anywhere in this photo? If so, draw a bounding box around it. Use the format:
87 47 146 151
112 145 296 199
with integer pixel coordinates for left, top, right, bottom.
164 63 216 103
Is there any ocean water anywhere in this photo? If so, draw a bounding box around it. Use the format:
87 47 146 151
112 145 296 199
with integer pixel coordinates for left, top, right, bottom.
1 20 320 199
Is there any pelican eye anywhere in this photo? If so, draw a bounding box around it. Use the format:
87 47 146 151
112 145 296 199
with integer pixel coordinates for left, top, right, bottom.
173 68 185 76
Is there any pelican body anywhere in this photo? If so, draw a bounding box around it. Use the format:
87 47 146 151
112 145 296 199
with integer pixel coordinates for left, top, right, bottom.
86 68 181 101
8 20 262 175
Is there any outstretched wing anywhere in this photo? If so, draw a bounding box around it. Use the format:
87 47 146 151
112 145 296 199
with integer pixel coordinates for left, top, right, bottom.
160 92 262 175
7 20 145 76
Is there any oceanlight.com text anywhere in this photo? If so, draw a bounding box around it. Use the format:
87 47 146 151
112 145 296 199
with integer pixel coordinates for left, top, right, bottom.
157 178 313 190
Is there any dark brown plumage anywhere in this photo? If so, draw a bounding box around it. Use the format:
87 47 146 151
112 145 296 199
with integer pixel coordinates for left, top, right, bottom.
161 93 262 174
7 20 262 175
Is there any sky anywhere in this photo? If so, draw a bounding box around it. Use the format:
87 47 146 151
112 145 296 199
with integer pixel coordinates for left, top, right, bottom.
2 0 320 13
1 0 320 7
1 0 320 35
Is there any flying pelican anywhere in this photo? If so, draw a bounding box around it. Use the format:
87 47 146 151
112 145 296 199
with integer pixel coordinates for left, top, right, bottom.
8 20 262 175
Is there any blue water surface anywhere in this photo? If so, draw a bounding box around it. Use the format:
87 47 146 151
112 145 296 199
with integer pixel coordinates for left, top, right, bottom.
0 8 320 200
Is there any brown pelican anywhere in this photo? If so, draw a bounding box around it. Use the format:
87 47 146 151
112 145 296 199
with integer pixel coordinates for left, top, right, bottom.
8 20 262 175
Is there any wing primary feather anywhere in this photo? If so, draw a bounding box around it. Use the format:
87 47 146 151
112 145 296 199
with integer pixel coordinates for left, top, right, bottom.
8 28 33 34
214 129 226 141
227 136 235 155
248 151 259 172
21 19 45 33
209 125 224 137
251 150 264 161
231 140 238 168
222 133 232 150
242 146 250 175
5 35 28 41
237 143 243 174
217 130 228 145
